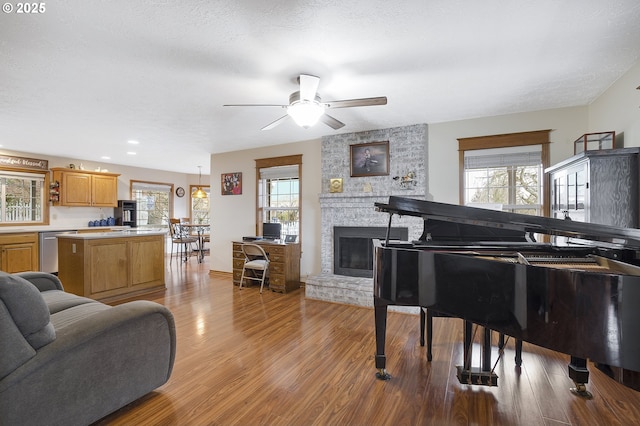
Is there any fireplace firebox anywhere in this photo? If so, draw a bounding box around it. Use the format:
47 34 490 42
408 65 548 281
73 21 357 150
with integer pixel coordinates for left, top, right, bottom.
333 226 408 277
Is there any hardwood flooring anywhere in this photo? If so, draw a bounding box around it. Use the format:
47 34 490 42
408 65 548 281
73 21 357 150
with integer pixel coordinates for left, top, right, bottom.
96 257 640 425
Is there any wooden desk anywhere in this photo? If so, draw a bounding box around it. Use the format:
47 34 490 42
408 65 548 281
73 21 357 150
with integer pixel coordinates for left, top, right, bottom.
232 241 301 293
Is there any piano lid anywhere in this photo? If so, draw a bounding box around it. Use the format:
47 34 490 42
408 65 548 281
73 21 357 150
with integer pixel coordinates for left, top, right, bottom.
375 196 640 250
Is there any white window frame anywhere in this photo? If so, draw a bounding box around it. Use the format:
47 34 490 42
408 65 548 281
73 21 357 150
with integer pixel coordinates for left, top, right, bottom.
0 170 47 225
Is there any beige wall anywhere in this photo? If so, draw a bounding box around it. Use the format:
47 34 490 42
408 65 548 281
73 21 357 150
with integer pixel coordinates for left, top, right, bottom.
209 138 322 278
0 149 201 228
589 60 640 147
427 106 588 204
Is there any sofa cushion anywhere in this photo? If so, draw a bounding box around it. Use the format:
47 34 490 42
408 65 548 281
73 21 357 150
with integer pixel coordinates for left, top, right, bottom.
0 272 55 350
41 290 97 314
51 302 111 331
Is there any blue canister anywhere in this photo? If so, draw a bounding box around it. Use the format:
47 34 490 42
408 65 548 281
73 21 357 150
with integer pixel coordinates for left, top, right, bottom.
108 217 115 226
88 220 94 227
100 219 108 226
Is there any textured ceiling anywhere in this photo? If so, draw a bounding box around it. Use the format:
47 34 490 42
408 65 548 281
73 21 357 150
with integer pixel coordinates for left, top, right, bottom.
1 0 640 174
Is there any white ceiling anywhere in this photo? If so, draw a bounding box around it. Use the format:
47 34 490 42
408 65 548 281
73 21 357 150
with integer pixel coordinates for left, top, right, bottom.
1 0 640 174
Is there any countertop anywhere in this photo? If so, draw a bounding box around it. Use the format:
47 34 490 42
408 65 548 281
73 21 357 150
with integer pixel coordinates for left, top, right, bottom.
57 229 167 239
0 226 131 234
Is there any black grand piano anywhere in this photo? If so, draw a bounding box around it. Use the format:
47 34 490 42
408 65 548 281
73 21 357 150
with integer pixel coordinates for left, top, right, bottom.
373 196 640 396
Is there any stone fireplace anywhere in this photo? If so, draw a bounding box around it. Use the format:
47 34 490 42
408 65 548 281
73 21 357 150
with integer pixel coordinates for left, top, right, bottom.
333 226 408 277
305 123 428 312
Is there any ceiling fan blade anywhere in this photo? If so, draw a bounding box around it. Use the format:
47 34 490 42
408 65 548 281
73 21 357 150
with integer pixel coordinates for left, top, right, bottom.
299 74 320 101
324 96 387 109
320 114 345 130
223 104 287 108
261 115 290 130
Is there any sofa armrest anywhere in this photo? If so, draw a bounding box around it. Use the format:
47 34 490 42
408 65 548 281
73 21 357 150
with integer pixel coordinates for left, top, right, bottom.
0 300 176 425
15 272 64 292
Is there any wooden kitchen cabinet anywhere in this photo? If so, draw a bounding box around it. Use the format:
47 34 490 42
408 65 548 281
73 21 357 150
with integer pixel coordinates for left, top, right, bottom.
58 232 165 302
0 233 39 273
51 168 120 207
232 241 300 293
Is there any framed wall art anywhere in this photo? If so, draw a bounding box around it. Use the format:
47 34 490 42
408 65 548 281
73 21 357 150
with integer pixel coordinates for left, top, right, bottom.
350 141 390 177
221 172 242 195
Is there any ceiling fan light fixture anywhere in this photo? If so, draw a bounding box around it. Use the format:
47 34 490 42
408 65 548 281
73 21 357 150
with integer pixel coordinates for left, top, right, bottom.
287 101 325 128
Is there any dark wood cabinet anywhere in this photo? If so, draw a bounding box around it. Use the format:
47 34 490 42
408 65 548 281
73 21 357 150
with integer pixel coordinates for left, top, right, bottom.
546 148 640 228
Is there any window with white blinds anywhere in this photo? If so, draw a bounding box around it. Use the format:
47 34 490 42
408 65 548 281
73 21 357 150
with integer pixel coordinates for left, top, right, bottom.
464 145 542 215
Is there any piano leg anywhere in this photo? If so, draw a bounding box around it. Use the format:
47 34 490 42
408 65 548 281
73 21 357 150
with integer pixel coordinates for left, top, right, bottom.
419 308 425 347
499 333 523 367
569 356 593 398
515 339 523 367
374 303 391 380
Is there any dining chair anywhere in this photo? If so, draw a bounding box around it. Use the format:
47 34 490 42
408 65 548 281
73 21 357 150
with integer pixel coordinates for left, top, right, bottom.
239 243 270 293
169 218 198 262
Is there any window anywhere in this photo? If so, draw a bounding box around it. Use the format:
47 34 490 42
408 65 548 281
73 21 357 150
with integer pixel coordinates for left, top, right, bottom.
256 155 302 241
189 185 210 224
464 146 542 215
131 181 173 228
458 130 551 217
0 171 46 225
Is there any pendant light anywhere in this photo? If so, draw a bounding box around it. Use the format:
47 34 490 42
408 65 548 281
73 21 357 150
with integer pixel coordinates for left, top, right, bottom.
192 166 207 199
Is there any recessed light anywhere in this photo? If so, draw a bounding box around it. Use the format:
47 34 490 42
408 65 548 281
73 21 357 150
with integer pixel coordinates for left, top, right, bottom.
101 156 111 160
127 152 137 155
127 140 139 145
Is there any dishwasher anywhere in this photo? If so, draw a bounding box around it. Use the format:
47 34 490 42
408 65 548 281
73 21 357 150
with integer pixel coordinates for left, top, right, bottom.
39 230 77 274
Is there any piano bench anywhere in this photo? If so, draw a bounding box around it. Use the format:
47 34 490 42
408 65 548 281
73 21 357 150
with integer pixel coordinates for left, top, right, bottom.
420 307 522 366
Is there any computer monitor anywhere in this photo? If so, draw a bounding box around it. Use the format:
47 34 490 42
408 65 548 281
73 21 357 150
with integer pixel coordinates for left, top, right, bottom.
262 222 282 240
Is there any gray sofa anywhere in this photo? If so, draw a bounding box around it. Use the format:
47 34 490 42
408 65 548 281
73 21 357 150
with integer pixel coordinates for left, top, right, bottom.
0 271 176 426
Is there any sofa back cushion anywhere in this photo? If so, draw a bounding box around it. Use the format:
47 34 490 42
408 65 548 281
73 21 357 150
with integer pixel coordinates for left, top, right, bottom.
0 300 37 379
0 272 56 350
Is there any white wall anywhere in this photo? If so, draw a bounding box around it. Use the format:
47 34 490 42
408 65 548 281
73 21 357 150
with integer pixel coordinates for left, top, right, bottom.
209 138 322 279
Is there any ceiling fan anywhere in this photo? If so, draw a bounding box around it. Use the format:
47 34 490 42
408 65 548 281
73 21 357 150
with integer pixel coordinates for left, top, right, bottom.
224 74 387 130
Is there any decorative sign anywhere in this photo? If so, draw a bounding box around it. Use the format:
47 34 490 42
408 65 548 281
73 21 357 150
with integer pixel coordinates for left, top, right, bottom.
0 155 49 171
329 178 343 193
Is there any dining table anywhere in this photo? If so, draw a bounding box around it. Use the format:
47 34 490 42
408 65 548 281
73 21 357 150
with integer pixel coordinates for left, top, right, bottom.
180 223 210 263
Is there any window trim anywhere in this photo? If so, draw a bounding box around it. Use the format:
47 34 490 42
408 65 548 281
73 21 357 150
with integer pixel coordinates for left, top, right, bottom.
458 130 551 217
255 154 302 242
0 167 49 227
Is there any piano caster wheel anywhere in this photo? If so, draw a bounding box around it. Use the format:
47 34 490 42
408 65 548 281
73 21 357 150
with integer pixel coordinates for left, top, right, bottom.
570 384 593 399
376 369 391 381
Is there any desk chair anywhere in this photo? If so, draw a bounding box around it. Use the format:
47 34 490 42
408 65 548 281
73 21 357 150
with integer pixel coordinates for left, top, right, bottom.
239 243 270 293
169 218 198 262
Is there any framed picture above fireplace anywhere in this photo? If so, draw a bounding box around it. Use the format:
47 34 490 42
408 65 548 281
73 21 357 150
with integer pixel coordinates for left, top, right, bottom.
350 141 389 177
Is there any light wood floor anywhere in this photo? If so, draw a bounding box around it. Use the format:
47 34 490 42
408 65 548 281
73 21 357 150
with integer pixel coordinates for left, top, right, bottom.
95 257 640 425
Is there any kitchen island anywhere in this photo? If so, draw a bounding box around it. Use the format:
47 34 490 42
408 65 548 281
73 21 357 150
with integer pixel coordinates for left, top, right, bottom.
58 230 166 302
